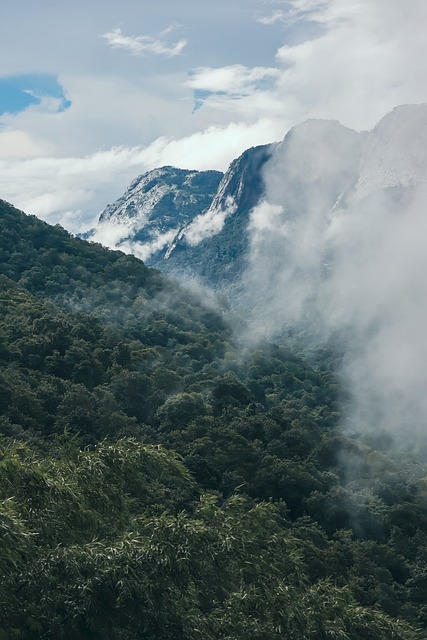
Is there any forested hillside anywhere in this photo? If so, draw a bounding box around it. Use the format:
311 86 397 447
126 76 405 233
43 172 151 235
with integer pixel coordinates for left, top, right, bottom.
1 199 427 639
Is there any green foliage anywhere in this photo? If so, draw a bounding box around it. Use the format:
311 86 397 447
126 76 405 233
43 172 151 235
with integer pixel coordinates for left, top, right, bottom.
0 200 426 637
0 442 420 639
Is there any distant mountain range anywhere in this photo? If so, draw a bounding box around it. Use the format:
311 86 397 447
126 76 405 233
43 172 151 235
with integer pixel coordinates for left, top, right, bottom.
88 104 427 292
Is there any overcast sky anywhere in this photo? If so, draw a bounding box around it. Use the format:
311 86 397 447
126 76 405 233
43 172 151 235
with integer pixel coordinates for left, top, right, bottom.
1 0 427 231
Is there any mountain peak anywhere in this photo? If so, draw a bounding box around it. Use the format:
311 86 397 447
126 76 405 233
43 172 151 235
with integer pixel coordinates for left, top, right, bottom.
263 116 364 215
91 166 223 263
354 103 427 198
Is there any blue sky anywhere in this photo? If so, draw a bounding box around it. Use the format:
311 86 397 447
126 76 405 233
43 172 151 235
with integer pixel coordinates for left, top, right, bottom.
0 74 71 117
0 0 426 231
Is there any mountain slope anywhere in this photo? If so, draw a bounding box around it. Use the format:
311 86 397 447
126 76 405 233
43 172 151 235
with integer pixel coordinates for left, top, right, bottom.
354 104 427 198
0 198 427 635
162 143 273 283
89 166 222 263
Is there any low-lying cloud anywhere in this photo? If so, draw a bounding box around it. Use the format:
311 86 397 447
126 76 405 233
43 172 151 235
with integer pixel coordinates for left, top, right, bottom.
184 195 237 246
243 105 427 438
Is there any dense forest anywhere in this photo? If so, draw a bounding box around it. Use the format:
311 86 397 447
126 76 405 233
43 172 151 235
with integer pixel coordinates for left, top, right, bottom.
1 199 427 639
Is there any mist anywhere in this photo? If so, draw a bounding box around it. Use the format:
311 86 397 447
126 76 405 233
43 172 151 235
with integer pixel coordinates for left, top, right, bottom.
242 104 427 439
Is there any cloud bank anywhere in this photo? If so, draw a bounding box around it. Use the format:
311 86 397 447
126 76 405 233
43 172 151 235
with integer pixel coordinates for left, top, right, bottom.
0 118 281 232
242 105 427 440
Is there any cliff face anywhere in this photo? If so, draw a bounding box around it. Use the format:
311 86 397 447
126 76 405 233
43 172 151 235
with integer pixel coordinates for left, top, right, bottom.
90 166 223 263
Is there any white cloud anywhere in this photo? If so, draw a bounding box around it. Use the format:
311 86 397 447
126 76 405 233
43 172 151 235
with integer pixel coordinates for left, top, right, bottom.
186 64 282 116
89 216 180 262
119 229 178 262
185 195 237 245
0 73 198 159
177 0 427 140
242 105 427 437
103 27 187 57
0 129 45 156
257 0 329 26
187 65 280 95
191 0 427 133
257 11 287 26
89 219 136 247
271 0 427 129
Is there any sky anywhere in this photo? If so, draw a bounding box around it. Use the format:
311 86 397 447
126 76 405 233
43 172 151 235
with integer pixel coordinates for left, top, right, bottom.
1 0 427 232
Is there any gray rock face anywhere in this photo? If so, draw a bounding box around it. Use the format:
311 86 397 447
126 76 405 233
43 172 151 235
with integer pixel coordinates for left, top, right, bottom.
161 144 274 283
90 166 223 263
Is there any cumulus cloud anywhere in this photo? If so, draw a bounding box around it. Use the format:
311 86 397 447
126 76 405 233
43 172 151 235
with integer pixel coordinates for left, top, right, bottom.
193 0 427 133
187 65 280 95
103 27 187 57
271 0 427 129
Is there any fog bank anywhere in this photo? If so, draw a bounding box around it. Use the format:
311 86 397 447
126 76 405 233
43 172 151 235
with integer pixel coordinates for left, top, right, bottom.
243 105 427 436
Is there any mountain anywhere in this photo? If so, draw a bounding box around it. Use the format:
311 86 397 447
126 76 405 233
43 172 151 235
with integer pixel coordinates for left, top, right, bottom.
262 117 365 215
89 144 273 284
89 166 222 263
1 196 427 637
88 104 427 296
162 143 273 284
354 104 427 198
